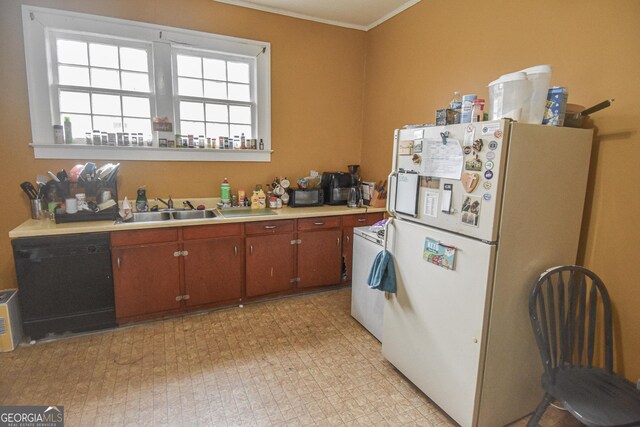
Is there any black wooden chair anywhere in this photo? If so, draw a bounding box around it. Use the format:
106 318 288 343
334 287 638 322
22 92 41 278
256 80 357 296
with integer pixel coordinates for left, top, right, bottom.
527 265 640 427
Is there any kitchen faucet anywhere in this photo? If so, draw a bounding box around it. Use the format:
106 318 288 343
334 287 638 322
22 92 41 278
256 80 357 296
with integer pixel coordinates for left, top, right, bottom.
156 196 173 210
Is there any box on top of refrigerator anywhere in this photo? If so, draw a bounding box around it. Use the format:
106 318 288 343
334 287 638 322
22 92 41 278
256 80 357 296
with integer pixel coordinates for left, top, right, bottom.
543 86 568 126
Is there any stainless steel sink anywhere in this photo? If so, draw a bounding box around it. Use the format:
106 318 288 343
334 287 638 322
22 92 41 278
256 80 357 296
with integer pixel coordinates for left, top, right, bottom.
219 208 278 218
172 210 217 220
131 212 171 222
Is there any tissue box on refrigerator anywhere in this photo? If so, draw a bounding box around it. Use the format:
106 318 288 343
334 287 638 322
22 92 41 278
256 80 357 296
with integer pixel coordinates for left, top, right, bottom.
542 86 568 126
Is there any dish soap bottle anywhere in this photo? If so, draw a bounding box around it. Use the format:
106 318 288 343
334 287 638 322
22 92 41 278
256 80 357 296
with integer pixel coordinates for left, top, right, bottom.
136 186 148 212
220 178 231 207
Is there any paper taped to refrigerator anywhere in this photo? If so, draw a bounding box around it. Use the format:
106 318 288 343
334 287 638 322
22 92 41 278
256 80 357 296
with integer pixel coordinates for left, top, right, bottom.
423 190 439 218
420 139 464 179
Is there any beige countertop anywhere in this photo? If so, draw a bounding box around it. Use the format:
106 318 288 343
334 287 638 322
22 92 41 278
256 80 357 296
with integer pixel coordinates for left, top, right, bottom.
9 205 387 239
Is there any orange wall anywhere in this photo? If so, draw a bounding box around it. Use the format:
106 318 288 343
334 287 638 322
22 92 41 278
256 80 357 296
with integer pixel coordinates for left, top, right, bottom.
361 0 640 380
2 0 639 383
0 1 366 285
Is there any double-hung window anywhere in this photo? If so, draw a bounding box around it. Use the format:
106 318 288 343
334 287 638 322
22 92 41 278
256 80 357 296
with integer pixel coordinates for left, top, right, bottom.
22 6 271 162
174 50 255 144
51 33 154 143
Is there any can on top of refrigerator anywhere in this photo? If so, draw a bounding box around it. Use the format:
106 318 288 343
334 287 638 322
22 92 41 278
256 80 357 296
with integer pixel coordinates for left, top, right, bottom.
460 94 478 123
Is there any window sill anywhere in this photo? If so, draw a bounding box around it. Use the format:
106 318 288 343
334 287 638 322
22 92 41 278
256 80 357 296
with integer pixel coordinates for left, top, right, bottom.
31 144 272 162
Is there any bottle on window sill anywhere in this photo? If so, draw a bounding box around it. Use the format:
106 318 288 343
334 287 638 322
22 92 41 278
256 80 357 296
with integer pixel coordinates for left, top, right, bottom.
63 116 73 144
53 125 64 144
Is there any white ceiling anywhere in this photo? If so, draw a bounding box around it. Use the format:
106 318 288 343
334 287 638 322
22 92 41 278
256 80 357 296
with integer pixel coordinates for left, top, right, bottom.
213 0 421 31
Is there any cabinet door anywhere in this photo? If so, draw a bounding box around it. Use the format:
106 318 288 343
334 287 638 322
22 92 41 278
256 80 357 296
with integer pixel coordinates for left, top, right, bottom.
246 233 294 298
183 237 243 307
112 243 182 321
342 227 354 283
297 229 342 288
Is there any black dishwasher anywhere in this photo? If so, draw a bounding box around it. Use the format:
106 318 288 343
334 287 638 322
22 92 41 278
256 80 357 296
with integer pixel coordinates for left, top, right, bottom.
12 232 116 340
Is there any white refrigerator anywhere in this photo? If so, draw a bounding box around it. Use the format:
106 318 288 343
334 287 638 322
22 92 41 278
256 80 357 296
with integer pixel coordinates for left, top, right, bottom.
382 119 593 427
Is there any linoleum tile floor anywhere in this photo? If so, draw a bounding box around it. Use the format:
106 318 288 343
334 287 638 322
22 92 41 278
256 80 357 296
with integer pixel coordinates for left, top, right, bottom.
0 289 576 426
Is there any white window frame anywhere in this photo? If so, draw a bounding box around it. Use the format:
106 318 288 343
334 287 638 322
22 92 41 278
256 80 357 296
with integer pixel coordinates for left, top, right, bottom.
172 47 258 145
48 30 157 141
21 5 271 162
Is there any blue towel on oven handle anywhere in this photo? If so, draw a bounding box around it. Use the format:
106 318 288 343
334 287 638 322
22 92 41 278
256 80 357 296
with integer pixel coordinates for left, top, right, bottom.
367 249 397 293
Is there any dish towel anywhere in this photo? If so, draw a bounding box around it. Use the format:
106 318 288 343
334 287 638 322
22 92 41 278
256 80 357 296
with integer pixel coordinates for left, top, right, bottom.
367 250 397 293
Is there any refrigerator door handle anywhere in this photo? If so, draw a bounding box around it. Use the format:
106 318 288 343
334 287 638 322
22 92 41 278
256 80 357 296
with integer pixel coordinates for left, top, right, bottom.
383 217 394 252
386 171 397 215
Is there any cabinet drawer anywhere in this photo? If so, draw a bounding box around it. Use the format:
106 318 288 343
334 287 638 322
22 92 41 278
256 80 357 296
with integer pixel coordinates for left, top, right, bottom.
111 228 179 247
182 223 242 240
342 212 384 227
297 216 341 231
245 219 294 235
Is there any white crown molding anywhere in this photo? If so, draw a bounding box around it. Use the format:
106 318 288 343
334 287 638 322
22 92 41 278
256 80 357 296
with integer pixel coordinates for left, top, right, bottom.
213 0 421 31
365 0 421 31
213 0 367 31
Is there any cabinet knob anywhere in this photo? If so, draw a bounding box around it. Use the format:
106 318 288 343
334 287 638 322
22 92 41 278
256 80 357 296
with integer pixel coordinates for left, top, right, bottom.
234 246 238 256
117 257 121 269
314 222 324 225
358 218 366 222
264 225 277 229
174 251 181 257
345 236 349 243
250 244 253 255
336 237 340 246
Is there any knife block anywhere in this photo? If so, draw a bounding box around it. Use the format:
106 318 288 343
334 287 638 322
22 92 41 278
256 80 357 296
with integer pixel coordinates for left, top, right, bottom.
370 190 386 208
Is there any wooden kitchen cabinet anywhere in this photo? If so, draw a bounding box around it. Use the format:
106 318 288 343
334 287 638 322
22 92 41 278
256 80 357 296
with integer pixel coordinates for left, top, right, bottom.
341 212 385 283
296 216 342 288
297 228 342 288
112 228 182 322
106 211 384 324
182 223 243 307
245 220 295 298
112 242 182 322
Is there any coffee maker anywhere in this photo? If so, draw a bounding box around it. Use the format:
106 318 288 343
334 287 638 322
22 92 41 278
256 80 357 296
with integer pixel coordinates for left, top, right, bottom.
321 165 363 206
